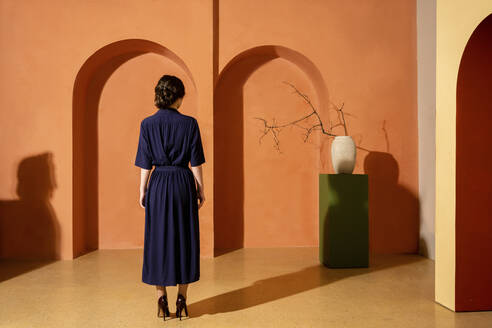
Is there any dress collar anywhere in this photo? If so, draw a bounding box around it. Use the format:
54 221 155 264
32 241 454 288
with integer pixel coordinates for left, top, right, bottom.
157 107 178 113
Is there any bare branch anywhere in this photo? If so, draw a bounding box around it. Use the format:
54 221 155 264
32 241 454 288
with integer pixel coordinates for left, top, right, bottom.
254 81 350 152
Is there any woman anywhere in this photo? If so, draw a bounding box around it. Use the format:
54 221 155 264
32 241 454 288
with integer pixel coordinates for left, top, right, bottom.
134 75 205 321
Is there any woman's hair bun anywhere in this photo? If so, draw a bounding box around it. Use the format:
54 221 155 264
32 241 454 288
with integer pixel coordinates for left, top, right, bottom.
154 75 185 109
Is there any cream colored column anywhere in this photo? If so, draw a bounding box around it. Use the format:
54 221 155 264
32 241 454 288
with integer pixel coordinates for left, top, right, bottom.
435 0 492 311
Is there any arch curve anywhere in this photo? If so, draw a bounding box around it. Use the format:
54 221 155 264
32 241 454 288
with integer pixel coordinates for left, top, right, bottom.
216 45 328 113
72 39 196 258
213 45 328 255
455 13 492 311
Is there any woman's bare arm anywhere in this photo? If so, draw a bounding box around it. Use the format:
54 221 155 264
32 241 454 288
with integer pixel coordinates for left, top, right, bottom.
139 168 151 208
190 165 205 209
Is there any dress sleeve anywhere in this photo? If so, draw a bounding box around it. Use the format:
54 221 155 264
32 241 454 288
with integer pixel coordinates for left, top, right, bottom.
134 121 153 170
190 119 206 167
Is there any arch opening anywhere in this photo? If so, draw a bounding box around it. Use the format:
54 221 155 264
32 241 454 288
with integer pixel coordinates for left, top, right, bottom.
455 13 492 311
72 39 197 258
213 45 328 256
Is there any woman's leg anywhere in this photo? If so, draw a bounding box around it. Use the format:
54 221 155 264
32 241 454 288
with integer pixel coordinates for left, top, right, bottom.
156 285 167 298
178 283 188 299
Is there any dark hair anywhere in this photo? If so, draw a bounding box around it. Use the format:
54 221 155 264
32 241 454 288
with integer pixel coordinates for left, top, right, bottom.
154 75 185 109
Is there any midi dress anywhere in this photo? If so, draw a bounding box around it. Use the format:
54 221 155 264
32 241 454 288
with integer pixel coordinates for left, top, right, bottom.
134 107 205 286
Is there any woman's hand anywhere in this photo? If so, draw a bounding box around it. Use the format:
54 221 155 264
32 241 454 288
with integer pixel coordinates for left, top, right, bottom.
139 189 147 208
191 165 205 210
139 168 151 208
197 188 205 209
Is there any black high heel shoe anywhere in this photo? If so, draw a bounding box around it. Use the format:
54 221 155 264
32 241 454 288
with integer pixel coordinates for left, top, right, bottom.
157 294 170 321
176 293 188 320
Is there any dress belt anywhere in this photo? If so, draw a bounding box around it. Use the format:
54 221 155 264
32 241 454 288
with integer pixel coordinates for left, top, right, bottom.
154 164 189 172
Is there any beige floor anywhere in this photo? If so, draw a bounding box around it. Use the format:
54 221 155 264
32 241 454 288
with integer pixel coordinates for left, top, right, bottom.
0 248 491 328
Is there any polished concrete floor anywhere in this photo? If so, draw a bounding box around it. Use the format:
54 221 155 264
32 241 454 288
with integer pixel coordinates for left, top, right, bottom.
0 248 491 327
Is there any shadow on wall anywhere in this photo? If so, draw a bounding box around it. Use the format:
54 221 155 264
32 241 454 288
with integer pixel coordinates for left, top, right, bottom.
363 152 420 254
73 39 196 258
213 45 329 256
0 152 60 281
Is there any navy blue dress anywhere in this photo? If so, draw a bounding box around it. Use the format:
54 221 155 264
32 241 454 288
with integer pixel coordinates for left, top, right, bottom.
134 107 205 286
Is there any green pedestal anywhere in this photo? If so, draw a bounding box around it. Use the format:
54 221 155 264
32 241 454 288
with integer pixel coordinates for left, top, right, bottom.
319 174 369 268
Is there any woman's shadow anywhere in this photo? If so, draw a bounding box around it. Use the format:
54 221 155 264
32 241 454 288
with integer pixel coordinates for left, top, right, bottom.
188 253 423 317
0 152 60 282
187 147 422 318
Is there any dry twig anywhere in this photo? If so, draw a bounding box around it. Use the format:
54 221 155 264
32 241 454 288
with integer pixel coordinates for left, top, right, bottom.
254 81 348 152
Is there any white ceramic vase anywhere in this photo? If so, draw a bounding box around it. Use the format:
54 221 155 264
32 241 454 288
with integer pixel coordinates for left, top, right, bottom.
331 136 356 174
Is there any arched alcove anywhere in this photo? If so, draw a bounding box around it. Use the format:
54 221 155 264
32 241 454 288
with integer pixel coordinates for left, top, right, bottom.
214 45 328 256
455 13 492 311
72 39 197 258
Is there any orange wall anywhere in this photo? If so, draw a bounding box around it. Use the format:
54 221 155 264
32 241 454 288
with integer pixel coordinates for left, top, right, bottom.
216 0 418 254
0 0 214 260
0 0 417 260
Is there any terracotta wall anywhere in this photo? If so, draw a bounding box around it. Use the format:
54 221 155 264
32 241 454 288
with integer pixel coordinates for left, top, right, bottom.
0 0 418 260
215 0 418 254
0 0 214 260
